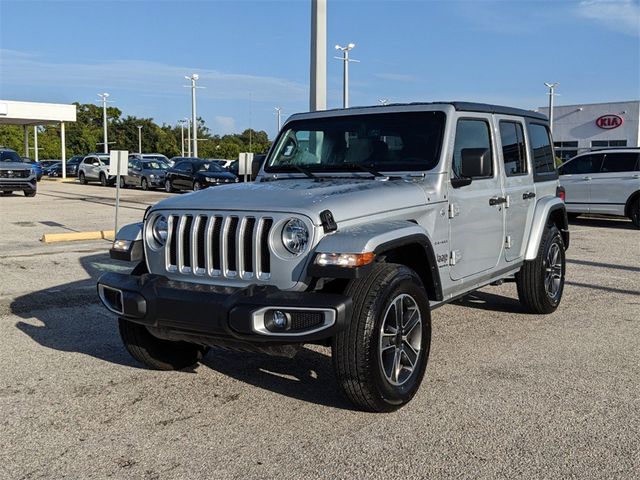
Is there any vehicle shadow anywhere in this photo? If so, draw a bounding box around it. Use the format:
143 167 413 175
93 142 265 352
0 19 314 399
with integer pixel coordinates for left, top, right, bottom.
570 216 635 230
10 252 141 369
452 289 529 314
202 346 352 410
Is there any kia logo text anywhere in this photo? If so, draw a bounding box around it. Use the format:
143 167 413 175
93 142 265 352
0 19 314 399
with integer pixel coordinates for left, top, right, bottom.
595 114 623 130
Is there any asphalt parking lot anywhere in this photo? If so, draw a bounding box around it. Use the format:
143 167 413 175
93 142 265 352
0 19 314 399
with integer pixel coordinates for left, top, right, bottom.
1 180 638 479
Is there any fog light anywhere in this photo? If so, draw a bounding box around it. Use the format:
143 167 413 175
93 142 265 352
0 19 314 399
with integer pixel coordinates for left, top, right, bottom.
112 239 131 251
265 310 290 332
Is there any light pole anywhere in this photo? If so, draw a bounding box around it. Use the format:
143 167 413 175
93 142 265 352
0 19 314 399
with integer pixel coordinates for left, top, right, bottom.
274 107 282 133
178 119 186 157
544 82 560 135
185 118 191 157
98 93 110 153
137 125 143 154
185 74 200 157
335 43 358 108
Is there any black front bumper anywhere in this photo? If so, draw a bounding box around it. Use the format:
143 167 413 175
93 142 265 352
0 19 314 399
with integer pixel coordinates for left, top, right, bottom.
97 273 351 344
0 179 36 191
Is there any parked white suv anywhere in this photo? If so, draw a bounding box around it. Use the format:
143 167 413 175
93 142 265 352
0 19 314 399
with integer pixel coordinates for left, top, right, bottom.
559 148 640 228
78 154 113 186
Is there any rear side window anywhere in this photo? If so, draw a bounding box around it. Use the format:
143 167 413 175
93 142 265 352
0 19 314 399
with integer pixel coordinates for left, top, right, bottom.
559 154 604 175
452 119 493 178
528 123 557 181
601 152 639 173
499 121 527 176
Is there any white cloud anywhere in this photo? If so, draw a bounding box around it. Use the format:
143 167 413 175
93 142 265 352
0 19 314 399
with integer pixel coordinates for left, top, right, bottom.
214 116 236 135
0 49 307 102
577 0 640 37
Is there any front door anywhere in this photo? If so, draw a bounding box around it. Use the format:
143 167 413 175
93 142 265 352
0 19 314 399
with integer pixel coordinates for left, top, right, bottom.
559 153 604 213
448 116 505 281
497 118 536 262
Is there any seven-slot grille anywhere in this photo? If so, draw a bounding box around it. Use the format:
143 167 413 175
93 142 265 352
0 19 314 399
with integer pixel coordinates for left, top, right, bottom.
0 169 30 178
165 214 273 280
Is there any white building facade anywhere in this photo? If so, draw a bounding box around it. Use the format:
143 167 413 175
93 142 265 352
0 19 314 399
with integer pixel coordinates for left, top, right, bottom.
538 100 639 162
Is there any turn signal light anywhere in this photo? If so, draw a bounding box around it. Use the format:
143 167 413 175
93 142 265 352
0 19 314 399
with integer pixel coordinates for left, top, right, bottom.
315 252 375 268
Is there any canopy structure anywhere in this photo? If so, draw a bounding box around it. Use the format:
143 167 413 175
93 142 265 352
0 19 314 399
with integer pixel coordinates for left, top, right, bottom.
0 100 77 178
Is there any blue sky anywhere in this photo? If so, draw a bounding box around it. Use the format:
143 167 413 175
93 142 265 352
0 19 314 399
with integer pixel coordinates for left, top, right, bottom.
1 0 639 139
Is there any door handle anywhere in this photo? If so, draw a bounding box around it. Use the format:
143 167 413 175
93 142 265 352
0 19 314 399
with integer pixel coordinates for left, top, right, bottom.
582 176 592 181
522 191 536 200
489 196 507 206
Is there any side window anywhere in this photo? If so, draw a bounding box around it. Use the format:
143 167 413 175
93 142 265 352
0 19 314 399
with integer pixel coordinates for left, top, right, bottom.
601 152 639 173
499 121 527 176
452 119 493 178
528 124 556 176
559 154 603 175
175 162 188 172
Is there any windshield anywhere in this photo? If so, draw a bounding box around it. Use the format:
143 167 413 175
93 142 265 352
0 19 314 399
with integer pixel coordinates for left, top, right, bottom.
0 150 23 162
266 111 445 174
142 161 167 170
198 162 223 172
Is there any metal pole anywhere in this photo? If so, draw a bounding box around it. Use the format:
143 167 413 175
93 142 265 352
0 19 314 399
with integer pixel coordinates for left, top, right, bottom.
275 107 282 132
189 75 198 157
98 93 110 154
310 0 327 111
343 49 349 109
60 122 66 179
23 125 28 157
33 126 39 162
187 119 192 157
137 126 143 153
115 153 120 235
180 122 185 157
545 82 559 135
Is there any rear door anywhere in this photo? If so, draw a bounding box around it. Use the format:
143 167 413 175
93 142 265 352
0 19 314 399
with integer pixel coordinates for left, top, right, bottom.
85 156 99 180
559 153 604 213
496 118 535 262
589 152 640 215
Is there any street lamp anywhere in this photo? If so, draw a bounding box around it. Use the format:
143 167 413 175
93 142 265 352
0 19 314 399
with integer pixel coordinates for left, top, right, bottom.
544 82 560 135
274 107 282 132
334 43 359 108
137 125 143 154
184 117 191 157
184 74 200 157
98 92 110 153
178 119 187 157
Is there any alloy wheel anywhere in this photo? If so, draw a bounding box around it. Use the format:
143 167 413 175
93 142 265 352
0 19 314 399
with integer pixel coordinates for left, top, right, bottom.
544 242 563 300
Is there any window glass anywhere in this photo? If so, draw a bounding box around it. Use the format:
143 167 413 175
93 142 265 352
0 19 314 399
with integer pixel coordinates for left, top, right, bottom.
452 119 493 178
0 150 22 162
175 162 190 172
528 124 555 175
601 152 639 173
559 154 603 175
592 140 628 148
499 121 527 176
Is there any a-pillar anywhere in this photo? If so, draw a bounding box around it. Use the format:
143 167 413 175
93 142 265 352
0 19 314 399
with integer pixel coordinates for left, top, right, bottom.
60 122 66 179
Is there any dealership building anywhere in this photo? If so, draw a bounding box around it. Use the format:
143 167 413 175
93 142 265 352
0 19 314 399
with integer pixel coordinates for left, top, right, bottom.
538 100 639 162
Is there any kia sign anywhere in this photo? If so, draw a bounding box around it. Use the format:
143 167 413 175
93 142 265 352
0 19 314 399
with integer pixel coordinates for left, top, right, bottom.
596 114 623 129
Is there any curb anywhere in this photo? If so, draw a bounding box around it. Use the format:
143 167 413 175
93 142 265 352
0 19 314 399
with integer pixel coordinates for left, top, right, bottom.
41 230 115 243
41 177 78 183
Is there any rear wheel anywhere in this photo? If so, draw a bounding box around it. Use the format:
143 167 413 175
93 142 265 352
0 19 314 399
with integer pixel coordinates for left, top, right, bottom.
118 318 209 371
630 198 639 229
100 173 107 187
164 179 174 193
24 189 37 197
332 263 431 412
516 225 565 314
193 181 203 191
141 178 149 191
119 176 127 188
79 172 87 185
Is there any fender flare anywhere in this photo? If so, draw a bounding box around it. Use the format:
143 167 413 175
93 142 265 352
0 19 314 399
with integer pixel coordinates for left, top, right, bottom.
524 197 569 260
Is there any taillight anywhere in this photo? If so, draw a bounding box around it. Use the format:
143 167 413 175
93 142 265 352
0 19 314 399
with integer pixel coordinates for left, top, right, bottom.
556 186 566 202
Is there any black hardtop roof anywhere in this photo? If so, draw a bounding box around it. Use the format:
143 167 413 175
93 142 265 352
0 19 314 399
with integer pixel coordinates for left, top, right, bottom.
295 101 548 121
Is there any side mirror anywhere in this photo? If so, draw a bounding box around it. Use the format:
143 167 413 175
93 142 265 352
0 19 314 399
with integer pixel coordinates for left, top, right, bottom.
460 148 491 178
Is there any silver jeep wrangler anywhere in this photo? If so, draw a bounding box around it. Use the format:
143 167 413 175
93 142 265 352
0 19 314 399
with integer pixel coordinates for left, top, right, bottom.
98 102 569 412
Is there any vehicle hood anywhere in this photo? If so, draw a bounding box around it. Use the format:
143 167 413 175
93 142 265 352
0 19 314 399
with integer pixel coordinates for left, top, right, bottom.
151 177 431 224
0 161 31 170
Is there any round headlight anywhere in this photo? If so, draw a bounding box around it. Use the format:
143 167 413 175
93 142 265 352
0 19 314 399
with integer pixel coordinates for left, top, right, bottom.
281 218 309 255
152 215 169 245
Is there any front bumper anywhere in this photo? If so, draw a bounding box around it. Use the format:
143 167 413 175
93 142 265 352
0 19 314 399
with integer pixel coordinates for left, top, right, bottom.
0 178 37 191
97 272 351 345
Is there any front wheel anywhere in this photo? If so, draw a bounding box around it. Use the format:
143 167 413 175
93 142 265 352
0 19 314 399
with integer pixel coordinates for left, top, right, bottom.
100 173 107 187
24 189 37 197
516 225 565 314
141 178 149 191
164 179 174 193
630 198 639 229
332 263 431 412
193 181 203 191
79 172 87 185
118 318 208 370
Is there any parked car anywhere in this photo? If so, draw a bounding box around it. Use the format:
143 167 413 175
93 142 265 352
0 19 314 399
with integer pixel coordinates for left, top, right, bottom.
22 157 43 181
559 148 640 227
164 158 238 192
39 160 61 169
228 154 267 181
121 158 169 190
65 155 85 177
99 101 569 412
44 162 63 177
78 153 114 186
0 147 37 196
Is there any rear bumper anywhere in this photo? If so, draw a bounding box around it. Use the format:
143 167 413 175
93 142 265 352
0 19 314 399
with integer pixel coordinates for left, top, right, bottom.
97 272 351 344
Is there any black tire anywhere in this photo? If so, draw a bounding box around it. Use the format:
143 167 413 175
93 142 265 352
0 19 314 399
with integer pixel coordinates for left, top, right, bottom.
332 263 431 412
79 172 87 185
24 189 37 197
164 179 174 193
118 318 208 371
141 178 149 191
567 212 581 221
100 173 107 187
630 198 639 229
119 176 127 188
516 225 566 314
193 181 202 191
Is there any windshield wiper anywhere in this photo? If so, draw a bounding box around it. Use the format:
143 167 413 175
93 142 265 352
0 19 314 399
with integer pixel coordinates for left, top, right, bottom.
265 164 320 181
341 163 388 179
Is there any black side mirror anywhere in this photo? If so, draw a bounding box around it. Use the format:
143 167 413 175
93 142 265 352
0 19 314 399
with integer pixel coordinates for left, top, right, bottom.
460 148 492 178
